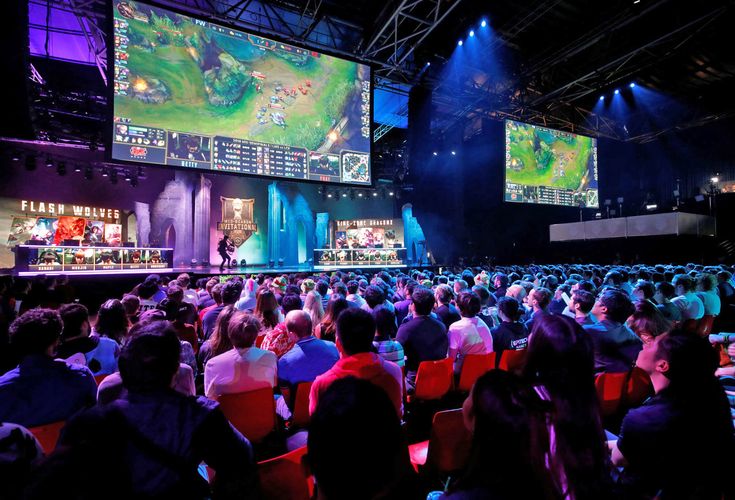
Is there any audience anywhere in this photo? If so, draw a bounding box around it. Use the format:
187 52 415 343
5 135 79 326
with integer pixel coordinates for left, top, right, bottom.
93 298 129 345
202 280 241 339
372 305 405 368
434 283 461 330
490 296 529 360
447 291 491 374
302 290 324 333
695 272 721 316
309 308 403 417
198 304 238 367
585 289 642 373
57 303 120 375
626 299 672 345
0 309 97 427
396 287 449 390
260 293 302 358
524 286 551 331
567 289 597 326
671 274 705 321
315 296 349 343
204 312 277 399
653 281 682 322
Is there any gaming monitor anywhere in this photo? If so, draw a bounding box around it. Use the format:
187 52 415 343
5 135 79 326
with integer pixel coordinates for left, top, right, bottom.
110 0 372 185
504 120 599 208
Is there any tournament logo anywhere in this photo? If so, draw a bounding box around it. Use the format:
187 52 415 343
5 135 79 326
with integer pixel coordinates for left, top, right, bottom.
217 197 257 247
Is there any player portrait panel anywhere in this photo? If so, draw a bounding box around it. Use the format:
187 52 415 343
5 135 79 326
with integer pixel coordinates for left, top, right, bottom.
147 249 170 269
167 132 212 167
29 248 63 272
96 249 122 271
123 249 146 269
64 248 94 271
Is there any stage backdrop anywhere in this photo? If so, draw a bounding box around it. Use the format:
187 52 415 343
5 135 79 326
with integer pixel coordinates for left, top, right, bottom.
0 145 427 270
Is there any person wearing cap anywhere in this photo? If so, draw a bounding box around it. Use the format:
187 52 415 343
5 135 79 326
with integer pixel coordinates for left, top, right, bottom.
271 276 287 305
300 278 316 302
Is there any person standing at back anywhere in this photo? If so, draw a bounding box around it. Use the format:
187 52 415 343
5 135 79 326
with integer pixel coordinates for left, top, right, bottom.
396 287 448 391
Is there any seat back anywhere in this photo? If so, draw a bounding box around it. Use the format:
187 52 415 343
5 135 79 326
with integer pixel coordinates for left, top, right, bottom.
218 387 276 443
697 315 715 337
595 372 629 417
414 358 453 400
682 318 699 334
427 409 472 474
497 349 527 374
624 367 653 409
28 420 66 455
94 374 108 385
291 381 313 428
258 446 313 500
457 353 496 392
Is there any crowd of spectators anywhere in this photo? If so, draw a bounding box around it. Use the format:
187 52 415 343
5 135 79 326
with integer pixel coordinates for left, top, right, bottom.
0 261 733 498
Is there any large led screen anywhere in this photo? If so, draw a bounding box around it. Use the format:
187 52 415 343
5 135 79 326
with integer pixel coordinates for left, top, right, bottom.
111 1 372 185
504 120 598 207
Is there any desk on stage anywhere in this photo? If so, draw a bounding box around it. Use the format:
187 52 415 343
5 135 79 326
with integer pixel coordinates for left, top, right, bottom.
15 245 174 276
314 247 407 270
550 212 716 242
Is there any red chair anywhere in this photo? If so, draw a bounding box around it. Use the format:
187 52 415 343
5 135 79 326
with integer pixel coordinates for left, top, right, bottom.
595 372 629 417
457 353 496 392
258 446 313 500
497 349 527 374
408 409 472 475
624 367 653 409
409 358 453 402
28 420 65 455
682 318 699 334
696 315 715 337
291 382 313 428
94 374 108 386
218 387 276 443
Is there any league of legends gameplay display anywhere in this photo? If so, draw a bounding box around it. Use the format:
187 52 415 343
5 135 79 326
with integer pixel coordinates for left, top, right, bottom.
111 0 372 185
505 120 599 208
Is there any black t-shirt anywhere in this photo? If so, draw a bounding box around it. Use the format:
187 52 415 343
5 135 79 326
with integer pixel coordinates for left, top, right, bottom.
396 316 448 375
435 304 461 330
217 238 228 253
490 321 529 359
618 387 735 498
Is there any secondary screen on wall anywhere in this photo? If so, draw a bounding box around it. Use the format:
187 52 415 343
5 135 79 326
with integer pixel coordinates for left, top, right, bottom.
504 120 599 208
111 0 371 185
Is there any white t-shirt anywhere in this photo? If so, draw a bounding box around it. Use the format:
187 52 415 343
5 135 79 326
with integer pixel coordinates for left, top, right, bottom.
204 347 277 399
672 292 705 320
448 317 489 372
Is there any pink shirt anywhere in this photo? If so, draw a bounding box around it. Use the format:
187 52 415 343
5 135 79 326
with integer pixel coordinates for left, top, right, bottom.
204 347 277 399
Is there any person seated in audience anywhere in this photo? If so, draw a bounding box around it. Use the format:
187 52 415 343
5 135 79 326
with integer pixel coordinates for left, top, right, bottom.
203 281 242 340
524 286 551 331
490 272 509 306
610 331 734 498
361 284 387 313
253 289 283 344
302 290 324 334
204 312 277 399
176 273 199 307
394 279 418 325
198 305 238 368
671 274 705 321
235 278 259 312
372 305 404 368
198 278 219 310
490 296 529 360
0 421 42 499
434 283 461 330
567 289 597 326
716 270 735 307
585 288 641 373
199 282 223 323
448 291 491 374
310 308 403 417
307 377 418 500
315 297 349 343
396 287 449 391
277 310 338 396
260 293 302 358
548 283 571 315
92 299 129 345
27 320 256 499
57 303 119 376
632 280 655 302
345 280 366 309
522 315 616 499
453 279 469 297
440 370 552 499
0 309 97 428
695 272 721 317
653 281 682 323
120 294 140 325
627 299 672 345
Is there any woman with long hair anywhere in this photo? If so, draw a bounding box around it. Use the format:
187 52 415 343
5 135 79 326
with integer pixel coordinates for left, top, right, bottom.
315 297 349 343
254 289 283 332
442 370 555 499
93 299 129 344
522 314 615 499
627 299 671 345
198 305 238 367
302 290 324 334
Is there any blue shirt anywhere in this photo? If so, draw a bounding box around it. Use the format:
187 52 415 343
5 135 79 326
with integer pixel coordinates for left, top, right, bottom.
0 355 97 428
277 336 339 388
202 305 225 340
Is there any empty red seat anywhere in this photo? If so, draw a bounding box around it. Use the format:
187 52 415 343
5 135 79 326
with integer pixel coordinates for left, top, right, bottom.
408 408 472 474
409 358 453 402
457 353 496 392
497 349 527 374
595 372 629 417
258 446 313 500
28 420 65 455
291 381 313 428
218 387 276 443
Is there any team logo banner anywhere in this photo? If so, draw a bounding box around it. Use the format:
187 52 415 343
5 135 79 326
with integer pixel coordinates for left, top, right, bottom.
217 197 257 247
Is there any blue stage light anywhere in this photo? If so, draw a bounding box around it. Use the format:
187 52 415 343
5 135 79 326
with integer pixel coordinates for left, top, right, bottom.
481 19 487 27
629 82 636 88
599 95 605 101
469 30 475 37
458 40 463 46
451 151 456 156
614 89 620 95
426 61 431 67
432 152 438 156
